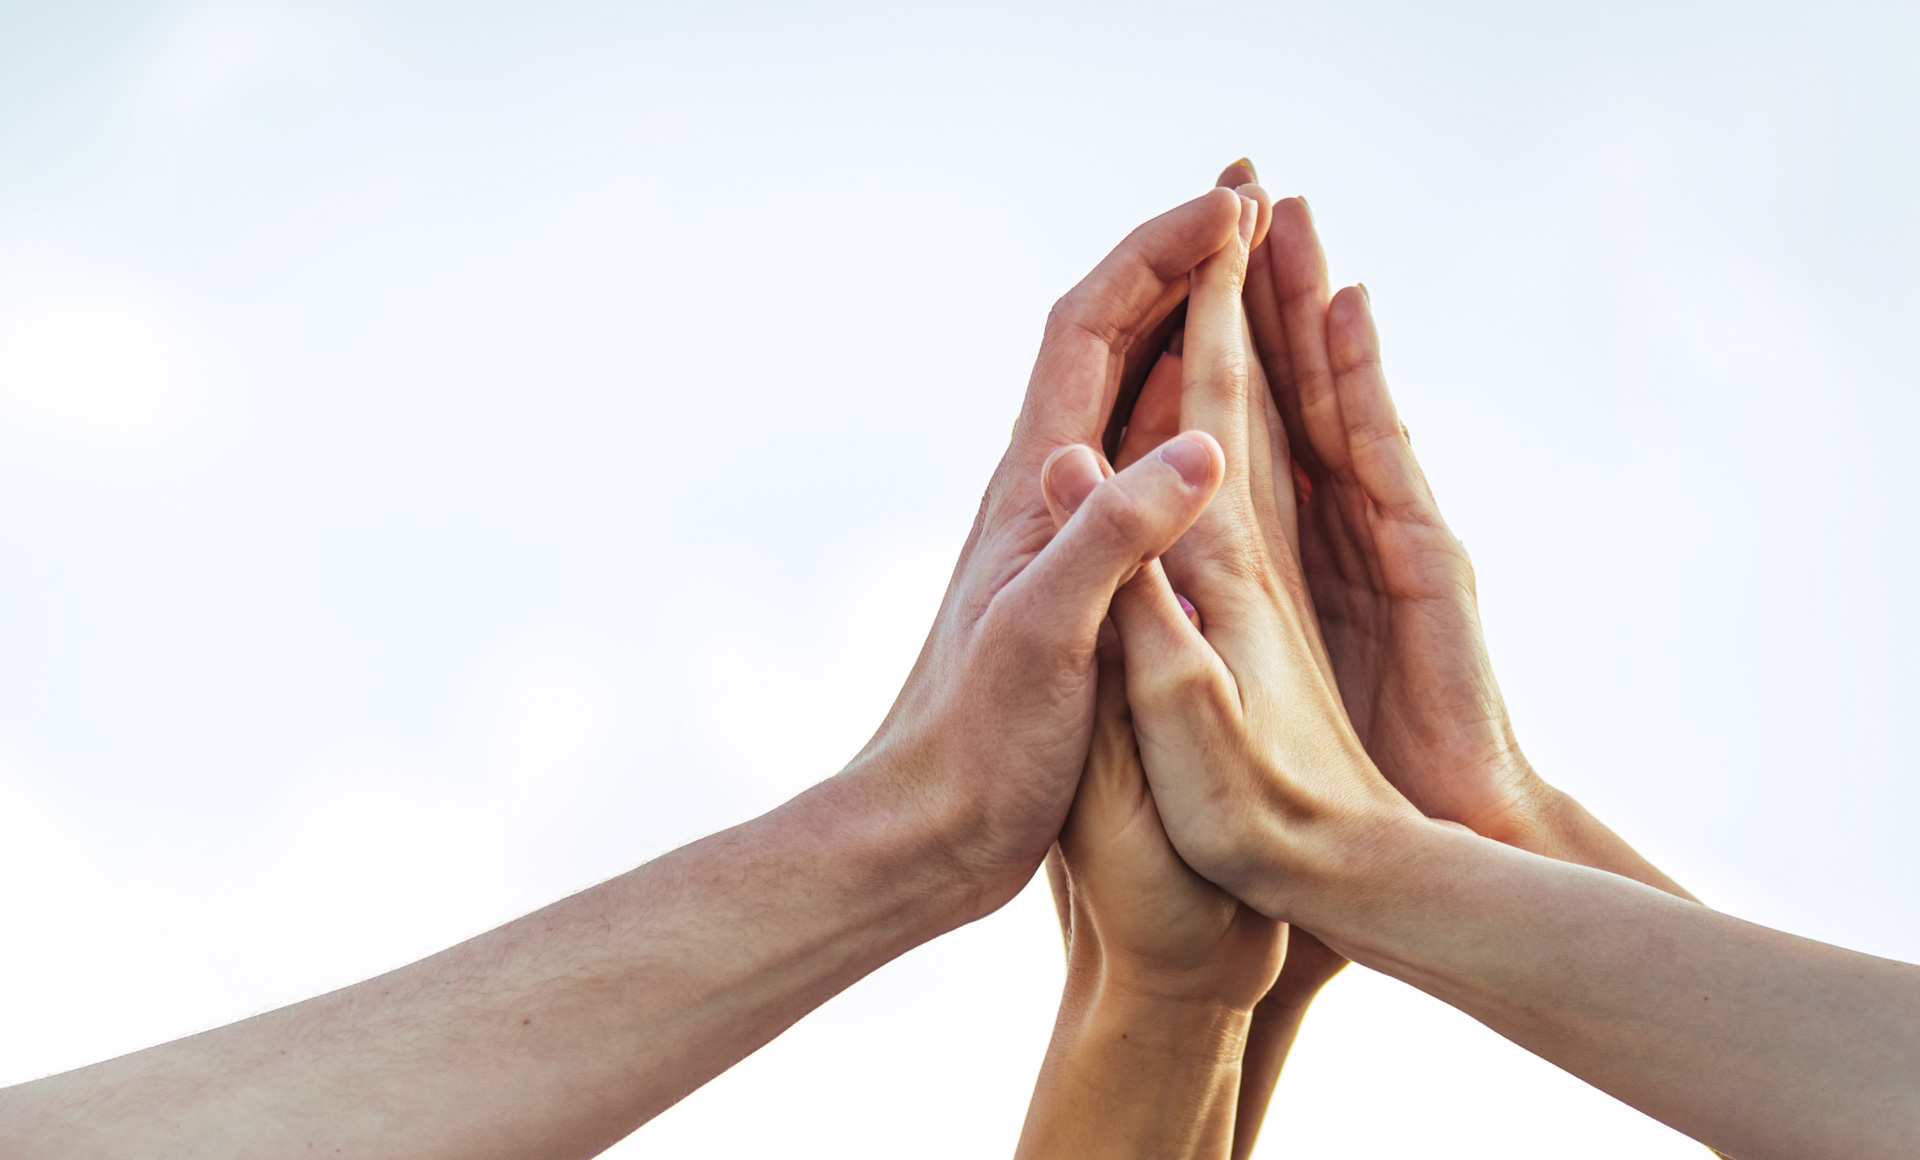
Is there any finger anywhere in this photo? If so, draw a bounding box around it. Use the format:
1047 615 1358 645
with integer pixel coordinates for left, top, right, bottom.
1327 285 1438 518
1114 349 1183 470
1007 431 1226 645
1011 189 1243 473
1247 349 1302 559
1179 192 1261 497
1215 156 1258 189
1103 301 1187 463
1265 197 1350 476
1108 560 1235 740
1040 444 1113 529
1235 176 1311 478
1215 164 1274 252
1229 185 1289 557
1239 181 1274 253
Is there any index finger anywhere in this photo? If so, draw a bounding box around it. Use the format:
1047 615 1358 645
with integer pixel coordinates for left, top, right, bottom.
1010 188 1244 478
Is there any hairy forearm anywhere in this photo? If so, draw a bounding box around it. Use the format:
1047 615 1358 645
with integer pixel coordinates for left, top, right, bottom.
1016 981 1250 1160
0 761 973 1160
1287 819 1920 1160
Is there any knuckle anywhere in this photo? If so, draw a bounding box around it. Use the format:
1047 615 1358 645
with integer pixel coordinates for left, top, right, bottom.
1080 484 1154 551
1045 289 1121 350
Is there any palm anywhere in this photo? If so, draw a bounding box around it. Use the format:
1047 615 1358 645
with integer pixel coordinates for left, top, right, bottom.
1247 195 1535 835
1048 644 1283 1005
1295 461 1524 831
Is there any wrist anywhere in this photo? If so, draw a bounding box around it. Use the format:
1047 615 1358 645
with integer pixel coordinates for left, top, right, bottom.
1467 756 1563 851
1276 807 1460 943
810 749 1006 947
1470 771 1698 902
1065 948 1274 1017
1058 972 1254 1060
1202 767 1429 929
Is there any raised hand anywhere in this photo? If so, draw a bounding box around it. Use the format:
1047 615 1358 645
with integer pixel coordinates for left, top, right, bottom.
0 189 1248 1160
1044 637 1284 1009
1092 252 1350 1159
854 187 1247 916
1016 630 1284 1160
1231 171 1688 894
1016 187 1292 1160
1241 191 1531 840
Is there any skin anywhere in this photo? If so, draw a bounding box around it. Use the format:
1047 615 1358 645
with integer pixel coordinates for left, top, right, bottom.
1239 181 1689 897
1098 188 1920 1160
1217 160 1698 1151
0 188 1244 1160
1016 198 1290 1160
1030 194 1349 1159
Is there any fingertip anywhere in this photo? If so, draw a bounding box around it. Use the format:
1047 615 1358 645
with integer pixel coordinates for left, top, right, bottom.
1330 283 1370 317
1157 430 1225 493
1271 195 1312 233
1042 443 1109 526
1217 157 1258 187
1190 186 1244 241
1234 183 1274 251
1327 285 1379 363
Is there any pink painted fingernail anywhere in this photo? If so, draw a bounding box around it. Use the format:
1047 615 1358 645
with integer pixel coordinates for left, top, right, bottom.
1176 593 1197 619
1157 434 1214 489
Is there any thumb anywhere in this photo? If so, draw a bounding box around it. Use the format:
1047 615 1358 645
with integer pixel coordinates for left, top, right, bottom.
1018 431 1224 626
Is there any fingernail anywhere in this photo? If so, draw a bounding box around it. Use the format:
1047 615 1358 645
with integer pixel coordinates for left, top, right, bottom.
1231 156 1258 181
1298 195 1312 220
1238 196 1257 246
1157 434 1213 489
1358 282 1371 303
1045 444 1105 514
1176 593 1198 621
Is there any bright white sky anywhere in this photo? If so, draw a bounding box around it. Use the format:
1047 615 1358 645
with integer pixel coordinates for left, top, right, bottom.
2 2 1917 1156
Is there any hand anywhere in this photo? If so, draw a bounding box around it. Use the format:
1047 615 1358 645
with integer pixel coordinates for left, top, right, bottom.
1019 632 1283 1160
1045 631 1284 1011
1236 178 1692 900
1240 183 1540 841
1016 189 1283 1160
1101 174 1422 923
852 187 1243 919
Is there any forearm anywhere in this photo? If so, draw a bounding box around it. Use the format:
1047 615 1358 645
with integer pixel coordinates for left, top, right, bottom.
1016 980 1250 1160
1285 819 1920 1160
1228 996 1312 1160
1493 772 1696 901
0 761 974 1160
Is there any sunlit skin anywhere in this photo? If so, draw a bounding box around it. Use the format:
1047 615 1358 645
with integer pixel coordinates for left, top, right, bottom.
0 190 1245 1160
1085 170 1920 1160
1015 192 1300 1160
4 160 1915 1160
1021 203 1350 1157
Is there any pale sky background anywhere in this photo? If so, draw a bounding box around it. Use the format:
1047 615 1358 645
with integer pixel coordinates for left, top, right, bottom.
2 2 1917 1155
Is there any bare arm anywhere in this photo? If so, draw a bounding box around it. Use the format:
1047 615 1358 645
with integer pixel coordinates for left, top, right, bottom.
0 188 1247 1160
1103 216 1920 1158
1290 821 1920 1160
0 773 969 1159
